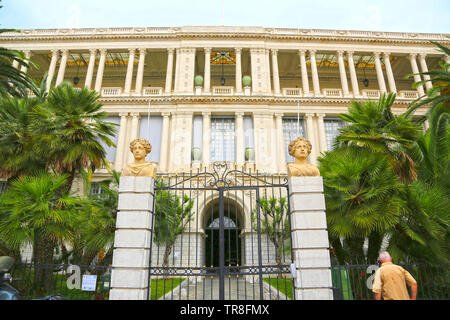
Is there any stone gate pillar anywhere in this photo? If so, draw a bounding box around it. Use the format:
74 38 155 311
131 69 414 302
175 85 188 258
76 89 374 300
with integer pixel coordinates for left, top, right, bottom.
288 176 333 300
109 176 154 300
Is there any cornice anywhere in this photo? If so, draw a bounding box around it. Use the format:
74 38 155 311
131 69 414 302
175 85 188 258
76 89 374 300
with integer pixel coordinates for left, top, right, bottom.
97 94 415 107
1 26 449 46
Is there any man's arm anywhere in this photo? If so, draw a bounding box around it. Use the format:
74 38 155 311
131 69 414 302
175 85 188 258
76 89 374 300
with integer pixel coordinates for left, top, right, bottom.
404 269 417 300
409 283 417 300
372 268 382 300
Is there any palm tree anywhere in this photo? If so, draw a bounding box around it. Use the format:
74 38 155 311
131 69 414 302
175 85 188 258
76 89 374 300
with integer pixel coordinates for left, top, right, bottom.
35 82 118 193
72 169 120 266
0 95 46 180
336 93 422 182
0 47 38 98
152 182 194 267
405 41 450 120
0 0 39 98
318 146 404 263
251 197 290 267
0 172 83 290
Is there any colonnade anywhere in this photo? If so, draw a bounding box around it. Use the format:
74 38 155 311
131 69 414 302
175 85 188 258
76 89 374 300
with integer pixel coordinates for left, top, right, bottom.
15 47 447 97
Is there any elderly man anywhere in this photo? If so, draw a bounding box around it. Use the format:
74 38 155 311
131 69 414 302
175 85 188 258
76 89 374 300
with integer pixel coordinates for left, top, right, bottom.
372 251 418 300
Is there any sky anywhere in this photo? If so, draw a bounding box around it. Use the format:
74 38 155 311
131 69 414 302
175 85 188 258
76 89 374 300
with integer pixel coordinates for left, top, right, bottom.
0 0 449 33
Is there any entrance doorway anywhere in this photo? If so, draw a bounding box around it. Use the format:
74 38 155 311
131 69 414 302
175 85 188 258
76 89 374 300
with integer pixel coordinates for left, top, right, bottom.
205 212 241 270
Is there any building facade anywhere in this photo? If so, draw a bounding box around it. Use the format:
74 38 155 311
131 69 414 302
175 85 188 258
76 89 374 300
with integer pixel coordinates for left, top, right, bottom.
1 26 449 272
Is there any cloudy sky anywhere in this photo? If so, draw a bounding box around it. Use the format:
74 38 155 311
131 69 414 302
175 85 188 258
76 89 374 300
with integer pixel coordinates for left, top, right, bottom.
0 0 449 33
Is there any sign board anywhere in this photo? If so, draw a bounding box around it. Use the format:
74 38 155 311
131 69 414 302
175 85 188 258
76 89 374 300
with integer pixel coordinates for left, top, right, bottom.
81 275 97 291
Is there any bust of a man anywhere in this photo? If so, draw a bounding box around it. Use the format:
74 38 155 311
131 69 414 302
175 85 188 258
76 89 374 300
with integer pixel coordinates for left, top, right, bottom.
286 136 320 177
122 138 156 178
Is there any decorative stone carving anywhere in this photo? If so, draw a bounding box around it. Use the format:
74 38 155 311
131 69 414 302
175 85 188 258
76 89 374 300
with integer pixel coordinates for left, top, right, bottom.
287 136 320 177
122 138 156 178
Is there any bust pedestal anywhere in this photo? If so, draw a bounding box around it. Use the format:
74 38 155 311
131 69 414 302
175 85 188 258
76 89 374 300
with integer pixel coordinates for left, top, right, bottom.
288 176 333 300
109 176 154 300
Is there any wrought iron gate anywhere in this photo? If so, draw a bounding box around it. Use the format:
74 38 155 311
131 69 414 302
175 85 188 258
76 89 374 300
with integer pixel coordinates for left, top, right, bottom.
148 162 294 300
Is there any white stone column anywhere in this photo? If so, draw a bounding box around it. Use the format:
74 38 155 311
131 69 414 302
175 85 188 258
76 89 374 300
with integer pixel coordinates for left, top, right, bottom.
299 50 310 96
305 113 318 165
271 49 281 95
165 48 174 94
289 176 333 300
124 48 136 95
127 113 141 165
418 53 432 92
235 48 243 94
84 49 97 89
114 113 129 172
253 112 276 172
55 49 69 86
337 50 350 97
309 50 321 96
46 49 59 91
135 48 147 95
408 53 425 97
168 112 193 171
374 52 387 94
20 50 32 74
235 112 245 166
110 176 154 300
383 52 397 94
250 48 271 94
202 112 211 169
158 112 171 172
94 49 107 93
347 51 360 97
316 113 327 154
275 113 287 174
204 47 211 94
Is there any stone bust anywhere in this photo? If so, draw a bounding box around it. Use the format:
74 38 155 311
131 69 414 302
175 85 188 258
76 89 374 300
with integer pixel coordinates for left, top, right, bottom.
286 136 320 177
122 138 156 178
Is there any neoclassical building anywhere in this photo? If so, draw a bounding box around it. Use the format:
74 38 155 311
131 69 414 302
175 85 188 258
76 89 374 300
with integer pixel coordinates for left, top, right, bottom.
2 26 449 178
1 27 449 271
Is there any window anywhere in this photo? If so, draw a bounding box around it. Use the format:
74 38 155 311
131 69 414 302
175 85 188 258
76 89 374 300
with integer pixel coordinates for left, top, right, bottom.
282 118 305 162
210 117 235 162
90 182 105 196
324 118 345 151
101 116 121 163
0 181 7 195
139 116 163 162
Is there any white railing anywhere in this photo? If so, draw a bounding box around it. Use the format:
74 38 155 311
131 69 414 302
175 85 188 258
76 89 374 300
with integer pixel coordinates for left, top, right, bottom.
322 88 343 98
361 89 381 99
101 87 122 97
212 86 234 95
398 90 419 99
282 88 302 96
142 87 163 96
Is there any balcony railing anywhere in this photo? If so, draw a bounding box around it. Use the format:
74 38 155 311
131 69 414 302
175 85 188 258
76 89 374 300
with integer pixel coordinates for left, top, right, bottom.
101 87 122 97
212 86 234 95
322 88 343 98
398 90 419 99
143 87 163 96
282 88 302 96
361 89 381 99
97 86 421 101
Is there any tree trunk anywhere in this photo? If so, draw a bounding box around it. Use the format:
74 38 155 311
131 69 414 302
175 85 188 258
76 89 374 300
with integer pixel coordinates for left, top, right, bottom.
163 242 174 267
367 232 383 263
33 231 56 293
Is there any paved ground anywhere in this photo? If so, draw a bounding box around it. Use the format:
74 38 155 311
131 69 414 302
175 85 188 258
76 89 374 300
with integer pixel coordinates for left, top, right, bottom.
159 275 290 300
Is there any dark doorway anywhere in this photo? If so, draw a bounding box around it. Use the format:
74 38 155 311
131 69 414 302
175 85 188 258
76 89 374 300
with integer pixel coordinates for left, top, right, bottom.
205 212 241 271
